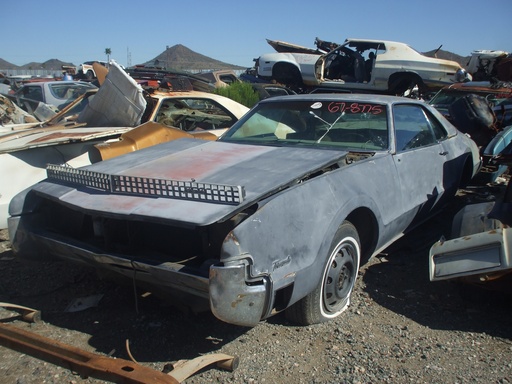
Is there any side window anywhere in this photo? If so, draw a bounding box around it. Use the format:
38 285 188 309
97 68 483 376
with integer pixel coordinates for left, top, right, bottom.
425 110 448 141
393 104 437 152
24 86 44 102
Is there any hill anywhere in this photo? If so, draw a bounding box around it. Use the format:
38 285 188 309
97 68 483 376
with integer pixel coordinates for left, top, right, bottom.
142 44 246 71
0 44 245 72
20 59 75 70
423 49 470 68
0 58 19 70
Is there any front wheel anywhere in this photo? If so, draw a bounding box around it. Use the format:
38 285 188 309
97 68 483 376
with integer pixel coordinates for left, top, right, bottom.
286 221 361 325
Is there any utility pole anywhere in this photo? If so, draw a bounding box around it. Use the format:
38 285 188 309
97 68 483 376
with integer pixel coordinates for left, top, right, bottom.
105 48 112 66
127 47 132 68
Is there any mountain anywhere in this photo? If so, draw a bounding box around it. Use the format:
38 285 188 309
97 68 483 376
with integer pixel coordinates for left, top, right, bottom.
423 49 470 68
142 44 246 71
20 59 75 70
0 58 19 69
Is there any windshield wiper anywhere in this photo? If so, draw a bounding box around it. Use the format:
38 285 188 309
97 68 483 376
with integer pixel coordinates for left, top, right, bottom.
309 111 345 143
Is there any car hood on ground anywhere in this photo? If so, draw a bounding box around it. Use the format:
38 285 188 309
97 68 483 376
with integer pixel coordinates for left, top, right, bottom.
32 138 347 226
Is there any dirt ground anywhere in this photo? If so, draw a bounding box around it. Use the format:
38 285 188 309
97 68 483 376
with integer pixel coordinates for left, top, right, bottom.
0 186 511 384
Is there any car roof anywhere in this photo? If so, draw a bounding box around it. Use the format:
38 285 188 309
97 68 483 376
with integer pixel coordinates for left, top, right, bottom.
22 81 96 87
257 93 421 106
344 38 410 47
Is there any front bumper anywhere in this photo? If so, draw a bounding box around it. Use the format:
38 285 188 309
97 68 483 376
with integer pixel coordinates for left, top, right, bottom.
210 264 269 327
9 216 270 327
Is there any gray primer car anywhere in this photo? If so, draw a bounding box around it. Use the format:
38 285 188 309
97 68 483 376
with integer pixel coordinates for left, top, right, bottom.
8 94 481 327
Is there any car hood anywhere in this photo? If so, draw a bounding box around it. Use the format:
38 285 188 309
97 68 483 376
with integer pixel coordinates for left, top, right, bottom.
33 138 347 226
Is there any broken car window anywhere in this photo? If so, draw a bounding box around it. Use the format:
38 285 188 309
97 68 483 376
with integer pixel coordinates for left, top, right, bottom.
155 97 237 131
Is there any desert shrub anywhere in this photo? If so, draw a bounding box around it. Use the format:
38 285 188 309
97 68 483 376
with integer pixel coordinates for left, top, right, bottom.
214 82 259 108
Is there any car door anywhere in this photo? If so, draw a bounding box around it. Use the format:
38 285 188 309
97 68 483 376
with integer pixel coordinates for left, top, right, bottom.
391 103 449 225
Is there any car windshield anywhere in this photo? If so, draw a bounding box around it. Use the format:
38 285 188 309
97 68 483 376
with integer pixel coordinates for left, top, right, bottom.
221 99 389 150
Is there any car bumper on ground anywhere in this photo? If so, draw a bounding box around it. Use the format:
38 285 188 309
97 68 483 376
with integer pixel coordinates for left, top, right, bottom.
429 227 512 281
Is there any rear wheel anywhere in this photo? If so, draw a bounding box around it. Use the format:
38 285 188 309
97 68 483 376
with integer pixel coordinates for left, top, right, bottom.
389 74 426 98
286 221 360 325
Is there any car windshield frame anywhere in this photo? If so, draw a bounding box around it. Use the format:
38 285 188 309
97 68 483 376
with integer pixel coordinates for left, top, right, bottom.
220 99 389 151
153 96 239 131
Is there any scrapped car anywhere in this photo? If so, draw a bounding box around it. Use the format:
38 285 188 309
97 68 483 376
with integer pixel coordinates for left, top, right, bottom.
0 63 248 229
256 38 471 95
89 88 250 160
429 81 512 131
145 90 248 132
429 148 512 287
7 80 98 115
466 50 512 81
8 94 480 327
429 81 512 182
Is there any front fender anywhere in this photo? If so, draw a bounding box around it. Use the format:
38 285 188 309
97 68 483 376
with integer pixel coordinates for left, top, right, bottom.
219 157 398 308
257 52 320 77
257 52 301 77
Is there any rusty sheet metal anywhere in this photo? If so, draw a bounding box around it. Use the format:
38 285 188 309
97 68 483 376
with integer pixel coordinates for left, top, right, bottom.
0 322 179 384
93 62 108 85
0 126 132 154
446 81 512 96
94 121 220 161
167 353 238 383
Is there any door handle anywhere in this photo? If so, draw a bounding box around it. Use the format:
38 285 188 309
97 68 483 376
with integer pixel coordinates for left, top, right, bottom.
439 151 448 156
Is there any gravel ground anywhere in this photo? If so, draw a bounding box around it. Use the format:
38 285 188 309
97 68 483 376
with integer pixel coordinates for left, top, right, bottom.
1 188 511 384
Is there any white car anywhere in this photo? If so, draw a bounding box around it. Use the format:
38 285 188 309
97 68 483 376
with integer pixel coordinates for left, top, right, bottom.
256 38 471 95
9 80 97 114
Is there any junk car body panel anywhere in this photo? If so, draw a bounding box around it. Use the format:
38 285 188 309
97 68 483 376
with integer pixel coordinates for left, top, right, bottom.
9 94 480 326
0 127 133 229
429 201 512 282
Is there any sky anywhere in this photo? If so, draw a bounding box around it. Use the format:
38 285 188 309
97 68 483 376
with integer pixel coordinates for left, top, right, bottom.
3 0 512 69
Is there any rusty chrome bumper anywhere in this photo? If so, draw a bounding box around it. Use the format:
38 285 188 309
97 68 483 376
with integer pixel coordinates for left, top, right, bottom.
429 227 512 281
210 263 269 327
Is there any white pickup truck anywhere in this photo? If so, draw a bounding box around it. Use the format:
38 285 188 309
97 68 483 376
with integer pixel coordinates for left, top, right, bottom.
77 61 109 80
